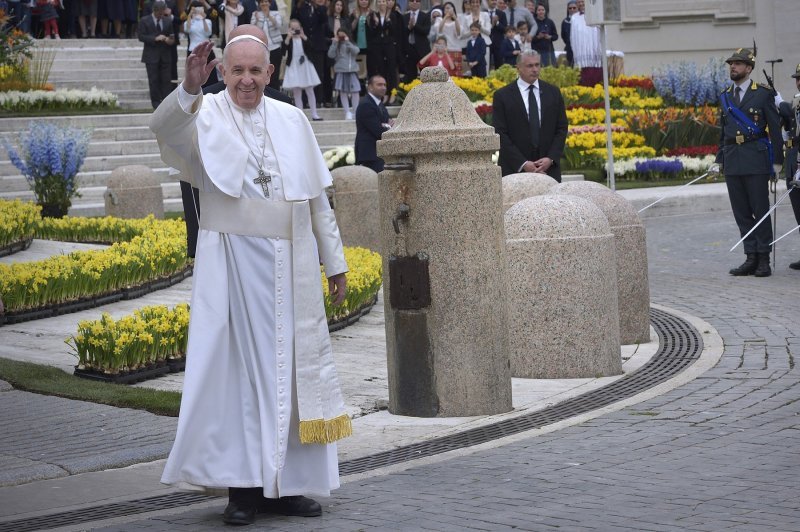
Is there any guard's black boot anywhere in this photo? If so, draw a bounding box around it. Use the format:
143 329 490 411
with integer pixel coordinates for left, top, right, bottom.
753 253 772 277
729 253 758 276
789 259 800 270
223 488 260 525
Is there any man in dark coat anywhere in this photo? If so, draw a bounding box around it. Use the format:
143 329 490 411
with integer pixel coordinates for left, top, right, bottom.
402 0 431 83
292 0 332 107
355 75 392 173
714 48 784 277
784 64 800 270
485 0 507 68
492 49 568 181
179 24 294 258
139 1 176 109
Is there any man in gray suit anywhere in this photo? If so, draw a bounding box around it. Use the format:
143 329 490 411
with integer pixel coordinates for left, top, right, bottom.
714 48 784 278
139 1 176 109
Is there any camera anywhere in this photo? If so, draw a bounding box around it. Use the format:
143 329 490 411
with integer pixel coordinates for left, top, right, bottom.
293 29 301 35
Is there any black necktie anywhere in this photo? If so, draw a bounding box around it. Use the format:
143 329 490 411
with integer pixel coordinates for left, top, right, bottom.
734 86 741 105
157 18 162 32
510 9 515 27
528 84 539 147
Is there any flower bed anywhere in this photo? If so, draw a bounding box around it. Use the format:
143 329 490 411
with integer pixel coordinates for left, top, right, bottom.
0 199 39 255
0 88 119 112
0 212 190 319
69 304 190 381
67 246 383 382
322 146 355 170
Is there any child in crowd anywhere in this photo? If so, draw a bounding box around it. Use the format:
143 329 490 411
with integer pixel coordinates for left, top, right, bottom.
283 18 323 120
39 0 61 39
464 21 486 77
501 25 520 66
328 26 361 120
515 21 532 52
418 35 457 77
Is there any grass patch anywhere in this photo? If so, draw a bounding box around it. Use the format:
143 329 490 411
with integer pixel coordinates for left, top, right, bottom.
0 357 181 416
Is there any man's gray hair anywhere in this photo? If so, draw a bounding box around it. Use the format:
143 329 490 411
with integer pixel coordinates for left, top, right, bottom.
152 0 167 10
519 49 541 60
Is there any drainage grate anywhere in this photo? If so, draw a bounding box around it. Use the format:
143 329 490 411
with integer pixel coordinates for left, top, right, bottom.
0 492 217 532
339 307 700 475
0 308 700 532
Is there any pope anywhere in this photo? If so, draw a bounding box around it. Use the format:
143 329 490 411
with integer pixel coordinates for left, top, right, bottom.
151 36 352 526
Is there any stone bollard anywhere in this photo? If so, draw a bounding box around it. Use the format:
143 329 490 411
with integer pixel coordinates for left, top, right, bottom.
502 172 558 212
548 181 651 345
330 166 380 251
377 66 512 417
104 165 164 219
505 195 622 379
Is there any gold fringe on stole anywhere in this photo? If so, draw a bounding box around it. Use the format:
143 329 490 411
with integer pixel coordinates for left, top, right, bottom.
299 414 353 444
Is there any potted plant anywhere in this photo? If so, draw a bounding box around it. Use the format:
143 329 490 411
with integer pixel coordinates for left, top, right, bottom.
4 122 91 218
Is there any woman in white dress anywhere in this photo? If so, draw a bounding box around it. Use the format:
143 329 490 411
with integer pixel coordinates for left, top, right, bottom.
283 18 323 120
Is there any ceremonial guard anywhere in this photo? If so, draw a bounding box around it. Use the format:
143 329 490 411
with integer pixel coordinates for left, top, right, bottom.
714 48 784 277
779 64 800 270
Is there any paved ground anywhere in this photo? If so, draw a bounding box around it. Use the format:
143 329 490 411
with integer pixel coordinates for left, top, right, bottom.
0 185 799 530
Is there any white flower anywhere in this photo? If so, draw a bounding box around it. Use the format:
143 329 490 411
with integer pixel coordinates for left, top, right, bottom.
345 152 355 165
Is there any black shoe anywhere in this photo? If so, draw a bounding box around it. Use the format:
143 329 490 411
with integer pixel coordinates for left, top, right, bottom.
790 259 800 270
260 495 322 517
753 253 771 277
729 253 758 276
223 501 257 525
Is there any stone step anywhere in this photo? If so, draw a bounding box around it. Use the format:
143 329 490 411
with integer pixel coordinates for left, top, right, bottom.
49 58 169 71
37 38 147 48
48 68 172 81
0 114 151 131
54 79 154 92
85 139 158 157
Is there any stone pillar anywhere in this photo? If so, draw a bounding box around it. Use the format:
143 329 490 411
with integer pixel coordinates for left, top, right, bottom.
505 195 622 379
104 165 164 219
502 172 558 212
548 181 651 345
330 166 380 251
377 66 512 417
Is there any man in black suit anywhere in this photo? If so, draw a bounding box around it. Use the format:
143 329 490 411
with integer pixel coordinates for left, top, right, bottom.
485 0 507 68
292 0 332 107
178 24 294 258
139 1 176 109
355 75 393 173
492 49 568 181
402 0 431 83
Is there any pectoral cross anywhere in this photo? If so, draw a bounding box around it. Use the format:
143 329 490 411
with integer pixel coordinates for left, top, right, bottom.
253 168 272 198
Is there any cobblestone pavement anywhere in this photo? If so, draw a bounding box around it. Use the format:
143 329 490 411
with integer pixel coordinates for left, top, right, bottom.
85 208 800 531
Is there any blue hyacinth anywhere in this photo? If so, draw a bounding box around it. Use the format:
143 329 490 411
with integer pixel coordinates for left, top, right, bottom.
3 122 92 211
652 58 729 106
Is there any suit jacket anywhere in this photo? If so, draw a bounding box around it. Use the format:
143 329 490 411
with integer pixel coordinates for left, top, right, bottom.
465 37 486 66
402 10 431 58
355 95 390 163
715 81 784 176
292 1 329 52
138 14 175 64
493 78 569 180
500 37 519 65
486 8 507 48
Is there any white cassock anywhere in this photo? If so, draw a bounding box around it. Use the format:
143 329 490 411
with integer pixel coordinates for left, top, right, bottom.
151 86 351 498
570 12 602 68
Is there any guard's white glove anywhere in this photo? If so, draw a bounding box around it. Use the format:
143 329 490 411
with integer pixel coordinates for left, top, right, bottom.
782 130 791 142
773 164 783 176
794 168 800 182
774 91 784 106
709 163 722 175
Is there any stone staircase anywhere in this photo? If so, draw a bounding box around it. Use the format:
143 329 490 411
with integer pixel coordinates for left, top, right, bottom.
1 39 363 216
